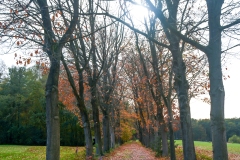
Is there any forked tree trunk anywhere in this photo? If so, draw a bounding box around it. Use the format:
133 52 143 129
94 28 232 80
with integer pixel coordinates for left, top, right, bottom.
37 1 61 158
37 0 79 159
61 39 94 158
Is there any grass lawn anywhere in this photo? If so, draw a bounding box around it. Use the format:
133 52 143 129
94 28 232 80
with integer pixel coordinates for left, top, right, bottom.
175 140 240 154
0 145 86 160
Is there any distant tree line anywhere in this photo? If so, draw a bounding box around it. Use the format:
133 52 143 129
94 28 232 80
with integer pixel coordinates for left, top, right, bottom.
174 118 240 142
0 66 84 146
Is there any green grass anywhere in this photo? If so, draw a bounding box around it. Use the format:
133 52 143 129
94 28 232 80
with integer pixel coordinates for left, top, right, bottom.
0 145 86 160
175 140 240 154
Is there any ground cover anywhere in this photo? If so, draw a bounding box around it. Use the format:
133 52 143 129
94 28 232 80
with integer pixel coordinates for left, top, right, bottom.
0 145 85 160
175 140 240 159
1 141 239 160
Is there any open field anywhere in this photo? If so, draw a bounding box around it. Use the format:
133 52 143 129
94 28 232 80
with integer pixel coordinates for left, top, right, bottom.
175 140 240 154
0 145 85 160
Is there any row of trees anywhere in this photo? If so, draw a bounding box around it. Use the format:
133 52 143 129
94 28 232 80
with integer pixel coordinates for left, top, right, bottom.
175 118 240 142
0 66 84 146
1 0 240 160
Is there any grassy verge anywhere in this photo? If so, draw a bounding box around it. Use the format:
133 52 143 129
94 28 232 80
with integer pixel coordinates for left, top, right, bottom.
175 140 240 154
0 145 86 160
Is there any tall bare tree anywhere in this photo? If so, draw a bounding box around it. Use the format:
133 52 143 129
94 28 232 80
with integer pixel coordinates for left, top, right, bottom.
0 0 79 159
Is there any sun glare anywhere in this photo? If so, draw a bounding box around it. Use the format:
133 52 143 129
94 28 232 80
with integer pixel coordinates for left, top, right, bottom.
130 4 149 25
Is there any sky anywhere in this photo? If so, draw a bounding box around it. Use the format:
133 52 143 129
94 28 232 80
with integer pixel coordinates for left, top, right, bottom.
1 2 240 120
190 58 240 119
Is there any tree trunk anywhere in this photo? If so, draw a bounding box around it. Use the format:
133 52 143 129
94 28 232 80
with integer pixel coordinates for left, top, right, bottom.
36 0 79 159
149 124 155 148
79 106 93 157
91 94 103 156
206 1 228 159
160 124 168 157
110 122 115 148
115 107 121 145
142 126 149 147
103 112 110 152
167 103 176 160
173 57 196 160
45 55 60 160
110 106 116 148
207 51 227 159
156 104 168 157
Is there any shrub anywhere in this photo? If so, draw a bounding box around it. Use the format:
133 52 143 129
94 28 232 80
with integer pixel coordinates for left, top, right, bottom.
228 135 240 143
121 126 132 143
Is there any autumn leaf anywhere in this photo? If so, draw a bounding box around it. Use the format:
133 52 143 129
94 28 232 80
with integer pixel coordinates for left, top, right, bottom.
51 15 55 21
27 58 31 64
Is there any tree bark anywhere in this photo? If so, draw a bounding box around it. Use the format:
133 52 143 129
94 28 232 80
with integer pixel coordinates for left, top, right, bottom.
110 122 115 148
166 102 176 160
45 54 61 160
173 58 196 160
160 124 168 156
208 54 227 159
79 107 93 157
103 111 110 152
206 1 228 159
91 92 103 156
115 107 121 145
110 105 116 148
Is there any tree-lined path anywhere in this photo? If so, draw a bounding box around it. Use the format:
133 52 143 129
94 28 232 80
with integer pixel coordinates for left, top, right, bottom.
103 142 166 160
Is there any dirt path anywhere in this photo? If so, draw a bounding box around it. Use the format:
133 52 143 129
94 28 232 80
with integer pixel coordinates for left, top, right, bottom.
102 142 240 160
103 142 166 160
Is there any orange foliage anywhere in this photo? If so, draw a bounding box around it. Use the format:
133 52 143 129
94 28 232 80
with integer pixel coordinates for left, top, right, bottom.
58 65 91 113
